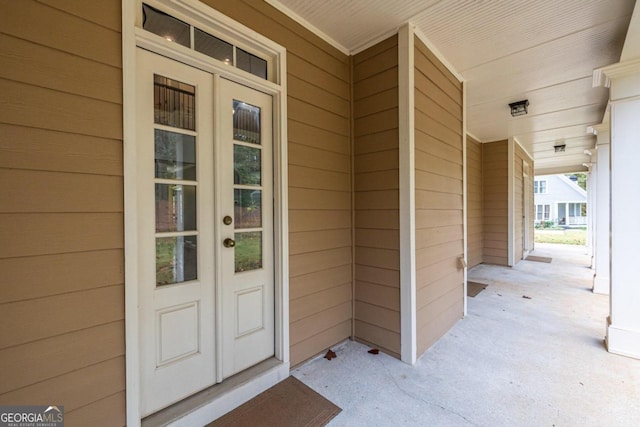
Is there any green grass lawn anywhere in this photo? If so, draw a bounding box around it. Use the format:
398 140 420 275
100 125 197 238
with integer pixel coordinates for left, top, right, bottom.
535 229 586 245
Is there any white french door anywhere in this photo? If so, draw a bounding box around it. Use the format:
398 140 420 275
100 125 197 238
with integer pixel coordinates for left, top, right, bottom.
217 79 275 379
136 49 274 416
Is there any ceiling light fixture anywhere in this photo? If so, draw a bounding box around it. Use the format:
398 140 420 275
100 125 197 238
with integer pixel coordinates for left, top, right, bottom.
509 99 529 117
554 144 566 153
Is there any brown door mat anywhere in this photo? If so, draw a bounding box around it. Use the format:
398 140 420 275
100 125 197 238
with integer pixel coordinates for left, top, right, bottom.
467 281 488 297
525 255 552 263
208 376 341 427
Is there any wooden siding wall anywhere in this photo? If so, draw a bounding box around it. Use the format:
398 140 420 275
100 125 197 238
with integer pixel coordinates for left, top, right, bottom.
482 140 509 265
0 1 126 425
413 37 464 357
467 136 483 268
203 1 352 366
352 35 401 357
514 143 534 262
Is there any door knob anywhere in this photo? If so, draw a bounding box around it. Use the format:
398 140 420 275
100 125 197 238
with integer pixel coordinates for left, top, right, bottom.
223 238 236 248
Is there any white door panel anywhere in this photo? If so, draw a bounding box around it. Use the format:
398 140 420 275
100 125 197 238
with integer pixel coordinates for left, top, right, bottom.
218 79 274 379
137 49 216 416
137 50 275 415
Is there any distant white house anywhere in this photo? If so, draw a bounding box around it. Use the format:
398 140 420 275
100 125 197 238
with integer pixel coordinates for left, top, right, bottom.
534 175 587 226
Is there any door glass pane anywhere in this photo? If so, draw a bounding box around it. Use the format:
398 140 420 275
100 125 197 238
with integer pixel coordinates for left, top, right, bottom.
155 130 196 180
154 75 196 130
234 145 261 185
155 184 196 232
156 236 198 285
142 4 190 48
194 28 233 64
234 189 261 228
233 100 261 144
234 232 262 273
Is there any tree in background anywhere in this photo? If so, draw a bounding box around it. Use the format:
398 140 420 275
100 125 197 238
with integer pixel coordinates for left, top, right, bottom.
565 172 587 190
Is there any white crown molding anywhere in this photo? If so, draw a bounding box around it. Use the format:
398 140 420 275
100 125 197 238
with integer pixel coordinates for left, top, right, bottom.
593 57 640 87
264 0 350 55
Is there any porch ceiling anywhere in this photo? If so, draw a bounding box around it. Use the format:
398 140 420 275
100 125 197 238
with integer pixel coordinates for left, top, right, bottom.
267 0 635 173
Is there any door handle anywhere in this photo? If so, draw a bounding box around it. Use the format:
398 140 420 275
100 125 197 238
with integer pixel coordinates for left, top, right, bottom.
223 238 236 248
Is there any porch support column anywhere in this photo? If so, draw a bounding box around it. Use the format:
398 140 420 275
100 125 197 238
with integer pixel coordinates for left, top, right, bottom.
591 124 610 294
585 166 594 268
594 56 640 359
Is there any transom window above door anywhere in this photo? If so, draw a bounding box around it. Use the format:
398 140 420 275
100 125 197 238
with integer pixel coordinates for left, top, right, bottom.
141 3 269 80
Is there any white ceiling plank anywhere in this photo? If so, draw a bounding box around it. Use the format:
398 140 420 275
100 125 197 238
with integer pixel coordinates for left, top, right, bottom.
271 0 634 170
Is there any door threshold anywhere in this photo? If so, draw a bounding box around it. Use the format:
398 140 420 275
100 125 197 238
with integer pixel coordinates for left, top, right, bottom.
142 358 289 426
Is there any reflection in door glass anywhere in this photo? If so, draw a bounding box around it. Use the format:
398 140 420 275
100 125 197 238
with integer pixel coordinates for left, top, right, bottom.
154 74 196 130
236 48 268 80
234 189 261 228
234 144 261 185
194 28 233 64
156 236 198 285
233 100 261 144
155 184 196 232
142 4 190 48
155 130 196 180
234 232 262 273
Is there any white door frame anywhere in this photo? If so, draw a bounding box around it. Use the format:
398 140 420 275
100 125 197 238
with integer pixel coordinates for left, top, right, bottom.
122 1 289 425
522 160 531 259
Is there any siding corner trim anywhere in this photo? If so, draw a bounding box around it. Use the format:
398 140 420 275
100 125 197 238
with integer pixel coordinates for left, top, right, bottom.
398 23 417 365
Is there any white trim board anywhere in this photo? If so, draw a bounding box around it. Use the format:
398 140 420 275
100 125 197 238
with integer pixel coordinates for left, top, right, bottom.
513 136 534 164
398 23 417 365
122 1 140 425
507 137 515 267
123 0 290 424
462 81 468 317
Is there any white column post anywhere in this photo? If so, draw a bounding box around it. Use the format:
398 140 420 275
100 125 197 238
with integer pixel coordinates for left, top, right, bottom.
591 125 610 294
594 57 640 359
585 167 594 267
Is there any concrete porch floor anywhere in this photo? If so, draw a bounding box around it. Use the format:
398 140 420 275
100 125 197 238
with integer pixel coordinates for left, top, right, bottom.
293 243 640 426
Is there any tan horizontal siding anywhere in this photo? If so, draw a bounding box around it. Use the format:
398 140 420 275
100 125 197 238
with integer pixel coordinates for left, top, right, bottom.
0 1 121 67
1 169 123 213
290 320 352 368
353 35 401 356
413 36 463 358
0 250 123 304
0 1 125 422
0 124 122 176
482 140 509 265
64 391 126 427
289 265 352 301
288 210 351 232
0 320 124 402
467 136 483 268
289 229 352 255
290 283 352 323
288 120 350 155
0 356 124 414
